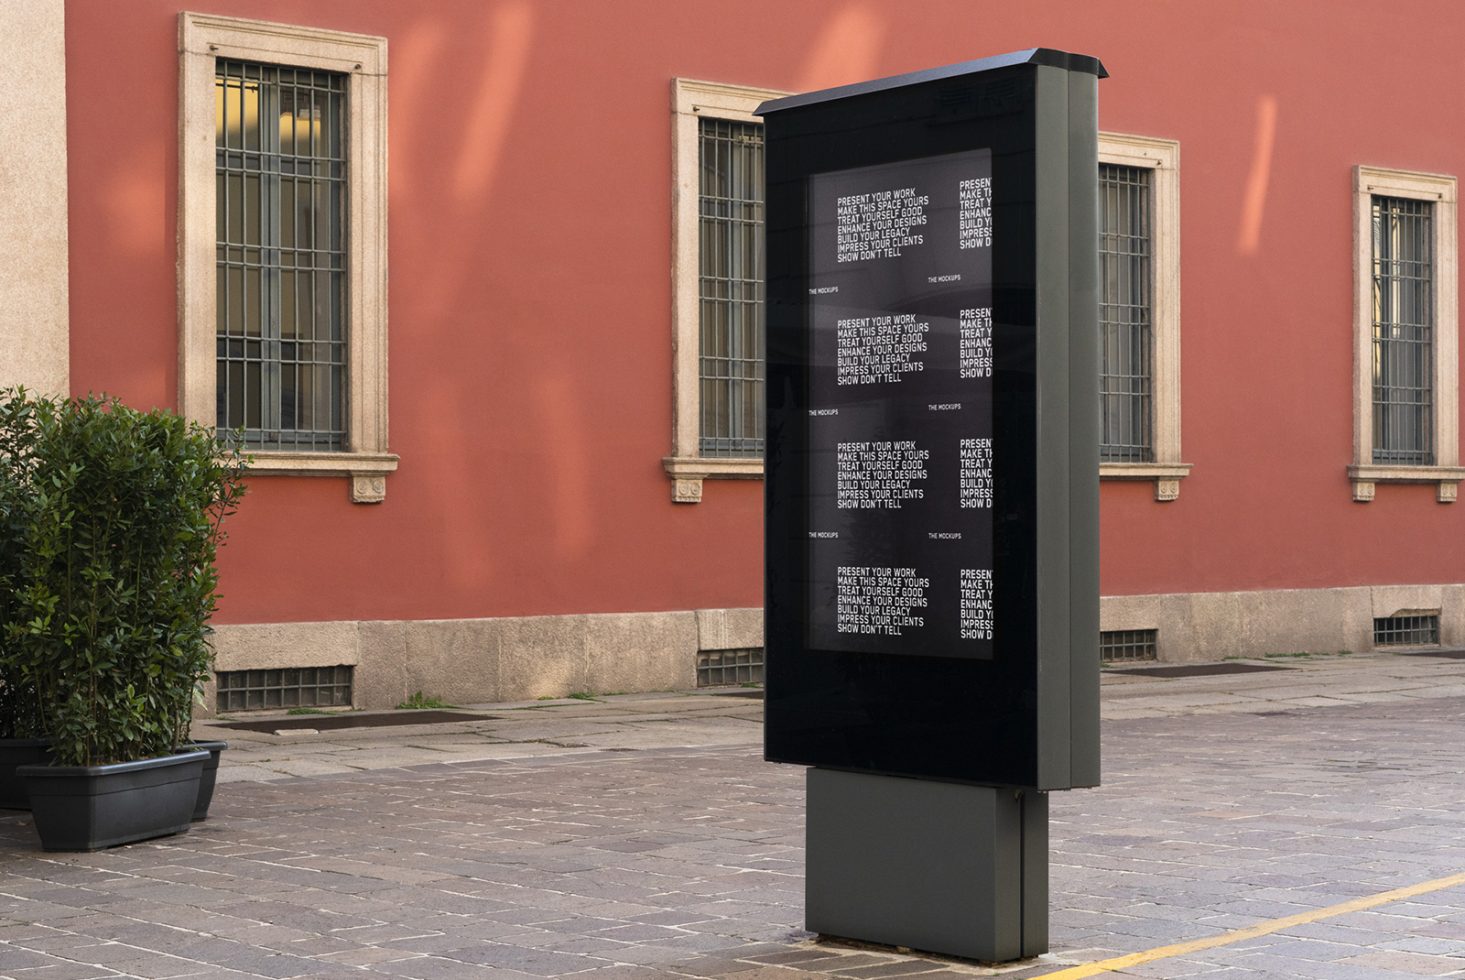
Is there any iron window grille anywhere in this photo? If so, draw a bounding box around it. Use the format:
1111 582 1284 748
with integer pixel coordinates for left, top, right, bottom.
216 666 354 712
698 118 765 458
1100 628 1158 663
696 648 764 687
1099 164 1154 463
1371 196 1434 464
1373 613 1440 647
216 61 348 451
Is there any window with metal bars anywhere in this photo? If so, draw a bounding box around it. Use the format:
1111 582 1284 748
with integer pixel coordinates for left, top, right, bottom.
1100 628 1158 663
1373 613 1440 647
1371 196 1435 464
215 61 347 451
1099 164 1153 462
215 666 353 712
698 118 765 458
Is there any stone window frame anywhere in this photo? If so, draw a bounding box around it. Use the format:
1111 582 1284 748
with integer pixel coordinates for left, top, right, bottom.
664 78 787 504
179 12 396 503
1350 165 1462 503
1097 132 1190 501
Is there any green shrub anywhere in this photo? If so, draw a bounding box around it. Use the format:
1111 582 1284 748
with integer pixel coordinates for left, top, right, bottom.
0 393 48 739
0 390 246 766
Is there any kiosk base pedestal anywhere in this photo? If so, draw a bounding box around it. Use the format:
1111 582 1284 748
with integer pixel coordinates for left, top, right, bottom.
806 768 1048 962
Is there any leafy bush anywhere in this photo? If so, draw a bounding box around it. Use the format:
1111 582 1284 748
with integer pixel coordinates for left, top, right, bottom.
0 390 246 766
0 394 47 739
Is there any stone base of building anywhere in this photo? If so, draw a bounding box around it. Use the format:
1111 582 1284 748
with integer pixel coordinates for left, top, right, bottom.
202 607 762 716
1101 583 1464 661
201 584 1464 715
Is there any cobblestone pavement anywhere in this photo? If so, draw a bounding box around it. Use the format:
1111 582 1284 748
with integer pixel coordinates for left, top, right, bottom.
1 651 1464 978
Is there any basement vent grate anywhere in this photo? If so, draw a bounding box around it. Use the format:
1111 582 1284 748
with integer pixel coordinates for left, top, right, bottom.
216 666 353 713
1100 629 1158 663
697 648 763 688
1374 613 1440 648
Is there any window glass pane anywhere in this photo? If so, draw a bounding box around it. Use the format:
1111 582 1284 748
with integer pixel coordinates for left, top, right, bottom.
298 270 314 340
1371 196 1434 464
698 118 765 458
280 177 297 249
1098 163 1154 463
281 268 298 339
215 60 347 450
242 70 260 151
329 270 345 342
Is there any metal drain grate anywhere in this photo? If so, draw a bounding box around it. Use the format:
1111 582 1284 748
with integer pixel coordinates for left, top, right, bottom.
216 710 495 733
1107 662 1294 679
1374 612 1440 647
1100 629 1158 663
697 648 763 687
216 666 353 712
1403 649 1465 660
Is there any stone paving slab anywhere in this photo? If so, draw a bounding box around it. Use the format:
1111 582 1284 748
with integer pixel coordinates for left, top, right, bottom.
188 652 1459 782
1 653 1465 977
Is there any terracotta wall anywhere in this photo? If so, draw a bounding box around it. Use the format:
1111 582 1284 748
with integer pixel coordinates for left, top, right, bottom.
61 0 1465 625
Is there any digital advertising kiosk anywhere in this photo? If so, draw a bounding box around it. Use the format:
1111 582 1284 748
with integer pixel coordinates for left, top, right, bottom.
760 48 1105 961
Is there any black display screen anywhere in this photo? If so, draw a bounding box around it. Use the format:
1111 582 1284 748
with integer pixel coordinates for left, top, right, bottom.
805 151 994 658
760 51 1104 790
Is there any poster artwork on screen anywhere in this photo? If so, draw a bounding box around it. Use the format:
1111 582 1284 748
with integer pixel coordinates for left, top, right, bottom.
805 149 995 659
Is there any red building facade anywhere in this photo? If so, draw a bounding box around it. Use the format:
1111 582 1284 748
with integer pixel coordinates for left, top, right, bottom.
5 0 1462 710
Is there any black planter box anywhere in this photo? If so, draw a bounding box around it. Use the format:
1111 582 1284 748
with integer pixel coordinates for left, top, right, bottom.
187 740 227 820
0 739 51 810
19 749 209 851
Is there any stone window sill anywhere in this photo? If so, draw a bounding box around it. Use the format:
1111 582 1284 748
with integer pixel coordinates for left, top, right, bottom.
663 456 763 503
1100 462 1193 501
245 451 400 503
1348 464 1465 503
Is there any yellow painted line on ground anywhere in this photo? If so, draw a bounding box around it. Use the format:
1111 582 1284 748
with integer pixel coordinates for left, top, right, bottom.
1030 869 1465 979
